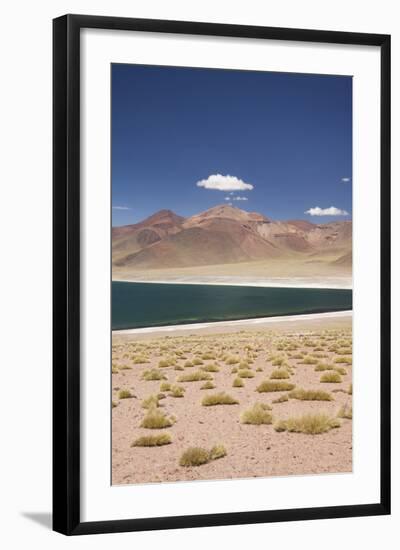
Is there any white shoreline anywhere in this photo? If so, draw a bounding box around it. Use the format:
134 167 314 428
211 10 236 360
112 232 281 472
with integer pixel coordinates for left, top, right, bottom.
112 276 352 290
113 310 352 335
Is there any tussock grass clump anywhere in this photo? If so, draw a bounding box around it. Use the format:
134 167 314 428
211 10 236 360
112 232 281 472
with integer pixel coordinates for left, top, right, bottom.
233 377 244 388
231 367 238 374
274 413 341 434
289 388 333 401
337 348 352 355
272 394 289 404
177 371 212 382
209 444 227 460
271 357 285 367
131 433 172 447
299 357 318 365
226 356 240 365
201 363 220 373
141 394 159 409
169 385 185 398
270 369 290 380
256 367 263 372
119 364 132 370
158 357 174 368
159 382 171 392
314 363 334 372
334 366 347 375
184 360 193 368
337 403 352 419
142 369 167 381
118 389 133 399
320 372 342 383
200 380 216 390
192 357 204 366
140 409 175 429
240 403 273 425
112 401 118 408
334 356 352 364
348 383 353 395
179 447 210 467
112 364 119 374
133 355 149 364
179 445 227 467
201 352 216 360
292 353 304 360
174 365 184 371
256 380 295 393
238 369 255 378
201 392 239 406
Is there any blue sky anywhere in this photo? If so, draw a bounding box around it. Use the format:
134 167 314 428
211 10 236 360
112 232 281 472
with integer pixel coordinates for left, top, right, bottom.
112 64 352 227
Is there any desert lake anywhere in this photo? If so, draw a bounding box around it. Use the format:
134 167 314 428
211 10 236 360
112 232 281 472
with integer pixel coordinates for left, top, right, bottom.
112 281 352 330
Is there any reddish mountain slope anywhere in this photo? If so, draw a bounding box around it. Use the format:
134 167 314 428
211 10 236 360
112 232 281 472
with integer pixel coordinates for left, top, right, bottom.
112 205 352 270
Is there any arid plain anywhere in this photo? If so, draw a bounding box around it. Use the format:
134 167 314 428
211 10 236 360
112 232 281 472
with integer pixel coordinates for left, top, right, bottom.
112 314 352 485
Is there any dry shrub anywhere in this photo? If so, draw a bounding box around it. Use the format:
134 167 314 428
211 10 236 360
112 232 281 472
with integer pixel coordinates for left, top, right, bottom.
334 356 352 364
274 413 341 434
201 363 220 373
299 357 318 365
177 371 212 382
233 377 244 388
169 385 185 398
179 445 227 467
320 372 342 383
201 392 239 406
141 394 159 409
240 403 273 425
256 380 295 393
200 380 216 390
270 369 290 379
337 403 352 419
118 389 133 399
132 433 172 447
272 394 289 404
209 444 227 460
238 369 255 378
289 388 333 401
314 363 334 372
142 369 167 381
140 409 175 429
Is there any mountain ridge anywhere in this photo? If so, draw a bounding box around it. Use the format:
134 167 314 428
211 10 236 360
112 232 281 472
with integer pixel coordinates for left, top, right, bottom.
112 204 352 271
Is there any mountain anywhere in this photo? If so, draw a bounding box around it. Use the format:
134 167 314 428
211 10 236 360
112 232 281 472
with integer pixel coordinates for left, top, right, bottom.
112 209 184 264
112 204 352 272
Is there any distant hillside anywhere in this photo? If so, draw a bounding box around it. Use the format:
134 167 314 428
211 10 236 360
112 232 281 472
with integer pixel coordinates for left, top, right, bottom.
112 204 352 272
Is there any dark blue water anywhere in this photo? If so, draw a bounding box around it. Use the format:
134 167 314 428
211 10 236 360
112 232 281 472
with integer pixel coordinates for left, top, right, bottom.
112 282 352 330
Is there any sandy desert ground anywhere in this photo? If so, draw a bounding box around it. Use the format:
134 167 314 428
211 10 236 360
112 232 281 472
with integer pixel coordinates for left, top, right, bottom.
112 256 352 289
112 314 352 485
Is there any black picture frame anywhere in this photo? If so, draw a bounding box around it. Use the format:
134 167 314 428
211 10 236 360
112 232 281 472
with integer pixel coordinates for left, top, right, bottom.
53 14 391 536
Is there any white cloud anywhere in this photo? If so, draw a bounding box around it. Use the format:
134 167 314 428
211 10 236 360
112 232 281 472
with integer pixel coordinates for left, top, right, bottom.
224 195 248 201
341 177 351 182
305 206 349 216
112 205 131 210
197 174 254 191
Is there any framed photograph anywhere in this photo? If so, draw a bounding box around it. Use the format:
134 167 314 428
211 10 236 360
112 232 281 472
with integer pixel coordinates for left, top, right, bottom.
53 14 391 535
